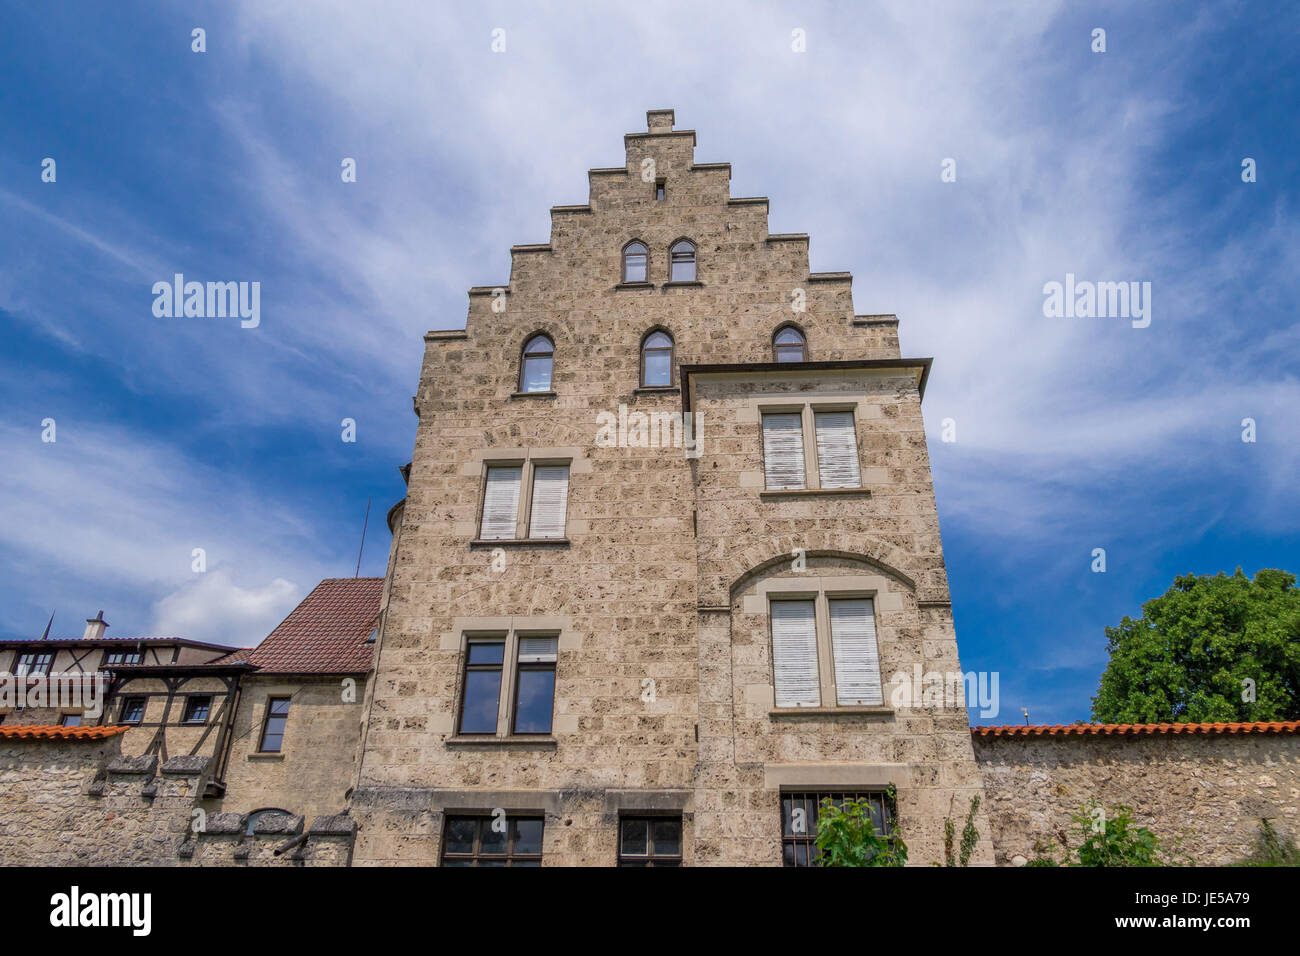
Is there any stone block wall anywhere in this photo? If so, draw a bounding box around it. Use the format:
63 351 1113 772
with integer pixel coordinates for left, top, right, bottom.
974 730 1300 865
0 735 354 866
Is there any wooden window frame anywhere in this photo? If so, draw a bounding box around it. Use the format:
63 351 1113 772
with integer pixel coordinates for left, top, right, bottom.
617 814 683 867
639 329 675 388
773 323 808 363
257 697 292 753
668 239 696 282
456 630 559 738
622 240 650 283
518 334 555 394
15 651 53 677
440 813 545 866
120 695 146 725
181 694 212 725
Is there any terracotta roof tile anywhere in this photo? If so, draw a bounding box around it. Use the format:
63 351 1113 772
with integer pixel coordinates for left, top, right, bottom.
242 578 382 674
0 724 130 740
972 720 1300 738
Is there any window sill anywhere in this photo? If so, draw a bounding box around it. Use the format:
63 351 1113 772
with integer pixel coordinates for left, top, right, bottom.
769 707 894 719
615 281 654 291
509 391 557 399
470 538 570 548
759 487 872 499
446 735 558 749
662 280 703 288
248 752 286 761
633 385 680 395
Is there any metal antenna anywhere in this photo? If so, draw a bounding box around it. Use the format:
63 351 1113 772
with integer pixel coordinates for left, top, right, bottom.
355 498 372 578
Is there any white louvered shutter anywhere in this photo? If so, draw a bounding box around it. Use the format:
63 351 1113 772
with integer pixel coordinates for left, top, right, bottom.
527 465 570 538
480 466 522 539
771 600 820 707
829 598 882 705
762 413 806 490
517 636 558 663
814 411 861 488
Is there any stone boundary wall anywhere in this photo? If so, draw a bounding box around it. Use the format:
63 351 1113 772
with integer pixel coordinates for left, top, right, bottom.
0 737 354 866
973 730 1300 866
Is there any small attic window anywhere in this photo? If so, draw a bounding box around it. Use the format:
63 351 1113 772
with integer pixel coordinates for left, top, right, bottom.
365 626 378 644
654 179 665 201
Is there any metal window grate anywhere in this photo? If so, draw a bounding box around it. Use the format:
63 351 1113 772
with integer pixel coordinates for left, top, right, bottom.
780 791 891 867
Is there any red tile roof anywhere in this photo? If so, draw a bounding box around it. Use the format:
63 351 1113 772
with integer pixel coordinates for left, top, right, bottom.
242 578 382 674
0 724 129 740
973 721 1300 738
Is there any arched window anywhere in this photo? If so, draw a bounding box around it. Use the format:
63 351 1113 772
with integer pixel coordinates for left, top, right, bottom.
640 330 674 387
669 240 696 282
623 241 648 283
773 325 807 363
520 334 554 393
244 808 294 836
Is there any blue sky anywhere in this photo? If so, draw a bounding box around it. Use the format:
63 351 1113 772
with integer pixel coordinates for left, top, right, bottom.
1 2 1296 724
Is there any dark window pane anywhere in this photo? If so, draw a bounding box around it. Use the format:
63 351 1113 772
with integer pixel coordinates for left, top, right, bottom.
466 642 505 665
523 335 553 354
269 698 291 716
621 818 648 855
522 356 553 392
512 860 541 867
444 818 476 855
460 670 502 734
642 350 671 386
776 345 804 362
513 819 543 855
512 667 554 734
652 818 681 856
480 821 507 854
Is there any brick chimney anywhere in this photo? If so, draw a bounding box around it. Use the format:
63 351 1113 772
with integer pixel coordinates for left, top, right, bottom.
83 610 108 641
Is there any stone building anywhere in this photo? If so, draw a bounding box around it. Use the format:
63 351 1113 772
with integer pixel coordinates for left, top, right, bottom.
352 108 994 866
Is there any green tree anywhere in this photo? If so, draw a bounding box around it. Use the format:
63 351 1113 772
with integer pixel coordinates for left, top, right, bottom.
1091 568 1300 723
813 791 908 867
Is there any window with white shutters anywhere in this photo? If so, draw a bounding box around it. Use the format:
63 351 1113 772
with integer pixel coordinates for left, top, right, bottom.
762 413 806 490
770 600 820 707
814 410 861 488
480 466 522 539
527 465 570 538
829 598 882 705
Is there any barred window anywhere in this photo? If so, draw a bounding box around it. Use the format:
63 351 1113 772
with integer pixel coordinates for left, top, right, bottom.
781 791 892 867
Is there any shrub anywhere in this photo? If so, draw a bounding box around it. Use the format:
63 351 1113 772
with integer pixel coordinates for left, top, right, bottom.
1236 818 1300 866
814 787 908 867
1072 803 1162 866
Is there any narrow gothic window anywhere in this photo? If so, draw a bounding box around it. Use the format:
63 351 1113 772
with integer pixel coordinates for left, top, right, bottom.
774 325 806 362
622 241 648 283
519 334 554 392
669 240 696 282
640 330 674 386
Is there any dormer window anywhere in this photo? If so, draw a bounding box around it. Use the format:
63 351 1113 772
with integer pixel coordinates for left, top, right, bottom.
519 334 554 393
669 240 696 282
622 241 648 283
774 326 807 362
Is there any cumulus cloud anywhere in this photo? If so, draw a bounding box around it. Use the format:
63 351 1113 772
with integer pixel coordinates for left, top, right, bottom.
151 566 301 647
